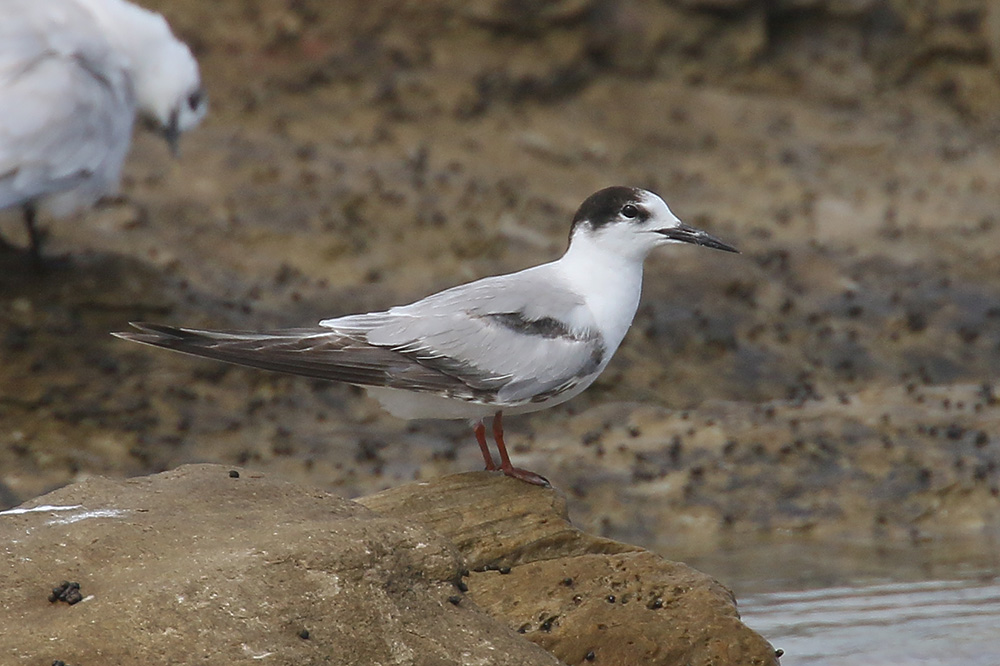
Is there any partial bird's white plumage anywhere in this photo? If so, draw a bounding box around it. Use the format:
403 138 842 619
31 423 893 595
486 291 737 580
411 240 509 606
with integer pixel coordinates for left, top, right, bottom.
116 187 738 484
0 0 206 236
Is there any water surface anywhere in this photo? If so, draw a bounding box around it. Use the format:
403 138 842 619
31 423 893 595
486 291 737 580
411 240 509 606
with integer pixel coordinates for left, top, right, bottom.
683 538 1000 665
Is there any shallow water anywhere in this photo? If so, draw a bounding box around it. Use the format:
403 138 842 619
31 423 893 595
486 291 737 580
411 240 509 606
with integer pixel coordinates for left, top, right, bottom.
742 577 1000 665
683 538 1000 665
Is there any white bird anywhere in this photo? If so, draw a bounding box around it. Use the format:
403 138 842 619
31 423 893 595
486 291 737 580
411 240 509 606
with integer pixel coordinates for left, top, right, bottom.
115 187 738 485
0 0 207 263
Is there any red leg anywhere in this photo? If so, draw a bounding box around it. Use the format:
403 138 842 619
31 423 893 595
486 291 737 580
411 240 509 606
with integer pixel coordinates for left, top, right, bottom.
492 411 549 487
473 420 497 470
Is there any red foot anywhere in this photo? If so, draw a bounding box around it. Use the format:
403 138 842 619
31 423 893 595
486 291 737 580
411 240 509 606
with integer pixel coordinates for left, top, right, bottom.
493 412 549 487
499 465 550 487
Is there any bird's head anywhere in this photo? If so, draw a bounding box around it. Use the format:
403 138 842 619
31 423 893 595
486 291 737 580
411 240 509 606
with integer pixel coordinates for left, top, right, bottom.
569 186 738 260
129 13 207 155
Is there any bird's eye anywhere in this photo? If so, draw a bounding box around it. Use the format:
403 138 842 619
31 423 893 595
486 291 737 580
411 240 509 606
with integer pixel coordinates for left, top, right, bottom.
187 90 203 110
621 204 639 219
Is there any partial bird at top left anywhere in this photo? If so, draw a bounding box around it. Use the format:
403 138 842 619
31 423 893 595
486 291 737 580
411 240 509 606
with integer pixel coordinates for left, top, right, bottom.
0 0 207 265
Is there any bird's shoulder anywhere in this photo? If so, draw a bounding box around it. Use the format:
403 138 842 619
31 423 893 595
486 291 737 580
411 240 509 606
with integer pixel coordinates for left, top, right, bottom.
391 261 589 324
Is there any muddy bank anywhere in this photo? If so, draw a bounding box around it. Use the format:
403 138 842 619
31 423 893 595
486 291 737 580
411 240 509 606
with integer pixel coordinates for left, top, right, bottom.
1 0 1000 556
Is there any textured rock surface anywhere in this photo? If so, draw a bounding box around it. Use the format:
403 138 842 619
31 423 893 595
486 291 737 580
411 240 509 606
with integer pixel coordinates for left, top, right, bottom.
359 471 640 569
361 473 778 666
1 465 774 666
0 465 560 666
470 553 770 666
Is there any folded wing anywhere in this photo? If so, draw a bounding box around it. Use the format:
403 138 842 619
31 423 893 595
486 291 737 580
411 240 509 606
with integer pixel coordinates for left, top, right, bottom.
118 269 606 406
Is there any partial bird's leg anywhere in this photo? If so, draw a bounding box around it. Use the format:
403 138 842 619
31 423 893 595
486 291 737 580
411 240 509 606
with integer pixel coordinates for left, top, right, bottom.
492 411 549 487
23 203 45 268
473 419 497 471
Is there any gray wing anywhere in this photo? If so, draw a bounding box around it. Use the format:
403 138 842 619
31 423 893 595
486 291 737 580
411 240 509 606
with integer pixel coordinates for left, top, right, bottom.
343 264 607 404
114 323 482 395
116 265 606 405
0 0 135 213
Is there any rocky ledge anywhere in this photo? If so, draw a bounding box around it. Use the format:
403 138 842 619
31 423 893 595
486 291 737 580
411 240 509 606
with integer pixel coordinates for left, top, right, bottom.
0 464 776 665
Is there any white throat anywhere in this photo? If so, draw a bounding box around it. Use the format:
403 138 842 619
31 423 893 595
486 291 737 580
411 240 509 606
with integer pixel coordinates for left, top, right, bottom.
556 231 647 356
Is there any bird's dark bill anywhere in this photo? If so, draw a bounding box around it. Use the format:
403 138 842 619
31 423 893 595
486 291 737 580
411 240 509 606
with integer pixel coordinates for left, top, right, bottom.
656 223 738 253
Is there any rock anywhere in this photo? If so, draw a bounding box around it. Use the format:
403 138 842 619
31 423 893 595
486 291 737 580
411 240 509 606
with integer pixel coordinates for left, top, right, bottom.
1 465 775 666
361 472 778 666
0 464 559 666
470 553 772 666
464 0 596 33
813 194 882 245
989 3 1000 72
358 471 639 569
675 0 755 10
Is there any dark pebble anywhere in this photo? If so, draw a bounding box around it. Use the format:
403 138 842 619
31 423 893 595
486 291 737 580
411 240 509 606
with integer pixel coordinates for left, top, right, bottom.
49 581 82 605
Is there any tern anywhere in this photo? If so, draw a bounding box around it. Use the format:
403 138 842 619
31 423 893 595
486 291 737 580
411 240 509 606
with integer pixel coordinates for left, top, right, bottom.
115 186 738 485
0 0 208 263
